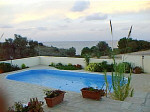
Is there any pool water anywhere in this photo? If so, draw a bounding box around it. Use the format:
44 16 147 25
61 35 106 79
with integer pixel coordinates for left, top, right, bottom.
6 69 112 93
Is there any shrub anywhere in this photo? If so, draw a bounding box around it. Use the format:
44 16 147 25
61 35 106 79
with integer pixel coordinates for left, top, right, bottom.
50 62 82 70
117 62 132 73
56 63 63 66
21 63 26 69
85 61 114 72
55 65 81 70
49 62 55 67
68 63 72 66
0 63 20 73
85 63 101 72
133 66 143 74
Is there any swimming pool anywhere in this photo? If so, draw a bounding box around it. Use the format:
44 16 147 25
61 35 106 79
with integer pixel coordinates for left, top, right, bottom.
6 69 112 93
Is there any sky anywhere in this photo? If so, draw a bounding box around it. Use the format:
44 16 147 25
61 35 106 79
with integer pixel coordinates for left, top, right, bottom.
0 0 150 42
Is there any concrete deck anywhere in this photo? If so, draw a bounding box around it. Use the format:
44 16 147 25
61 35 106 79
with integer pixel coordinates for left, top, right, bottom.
0 65 150 112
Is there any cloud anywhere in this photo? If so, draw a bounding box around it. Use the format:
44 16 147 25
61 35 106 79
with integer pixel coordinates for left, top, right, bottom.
71 1 90 12
89 28 104 31
17 26 47 31
64 18 72 23
85 13 108 21
37 27 47 31
0 25 13 28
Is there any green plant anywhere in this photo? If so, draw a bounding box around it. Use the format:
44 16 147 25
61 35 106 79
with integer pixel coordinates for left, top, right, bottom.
117 62 132 73
68 63 72 66
0 63 20 73
56 63 63 66
104 61 134 101
85 63 100 72
44 89 65 98
49 62 55 67
84 54 90 66
21 63 26 69
85 62 114 72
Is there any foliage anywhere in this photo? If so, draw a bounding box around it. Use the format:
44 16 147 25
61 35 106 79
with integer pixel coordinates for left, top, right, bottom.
82 87 105 94
117 62 132 73
118 37 150 54
21 64 26 69
38 46 76 57
0 34 40 61
84 54 90 66
81 41 111 58
49 62 82 70
44 89 65 98
50 62 55 66
85 63 100 72
0 63 20 73
8 98 44 112
81 47 91 56
56 63 63 67
104 61 134 101
85 61 113 72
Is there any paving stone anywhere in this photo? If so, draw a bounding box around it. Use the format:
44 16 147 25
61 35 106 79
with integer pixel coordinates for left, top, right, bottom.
142 107 150 112
121 102 132 109
0 65 150 112
145 99 150 107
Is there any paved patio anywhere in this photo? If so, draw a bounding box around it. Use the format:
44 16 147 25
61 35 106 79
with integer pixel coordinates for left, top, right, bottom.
0 65 150 112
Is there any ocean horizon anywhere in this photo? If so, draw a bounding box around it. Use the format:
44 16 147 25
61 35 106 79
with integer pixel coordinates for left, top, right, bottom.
43 40 118 55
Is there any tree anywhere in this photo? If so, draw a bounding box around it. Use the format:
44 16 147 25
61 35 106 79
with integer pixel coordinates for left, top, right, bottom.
96 41 111 56
81 47 91 56
67 47 76 57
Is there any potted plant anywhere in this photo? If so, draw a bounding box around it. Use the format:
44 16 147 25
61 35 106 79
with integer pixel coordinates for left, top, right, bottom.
133 66 143 74
81 87 105 100
7 98 44 112
44 89 65 107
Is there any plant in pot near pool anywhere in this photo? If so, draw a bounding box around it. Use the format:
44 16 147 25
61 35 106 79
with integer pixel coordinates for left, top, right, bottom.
81 87 105 100
133 66 143 74
44 89 66 107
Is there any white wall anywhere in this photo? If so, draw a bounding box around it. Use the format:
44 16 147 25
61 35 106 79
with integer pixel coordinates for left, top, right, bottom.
39 56 122 68
123 55 150 73
1 57 40 67
1 55 150 73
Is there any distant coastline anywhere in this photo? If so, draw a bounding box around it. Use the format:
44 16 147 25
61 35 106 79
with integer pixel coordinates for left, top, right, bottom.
43 41 118 55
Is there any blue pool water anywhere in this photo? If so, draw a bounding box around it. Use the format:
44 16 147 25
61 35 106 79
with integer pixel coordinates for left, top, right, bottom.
6 69 112 93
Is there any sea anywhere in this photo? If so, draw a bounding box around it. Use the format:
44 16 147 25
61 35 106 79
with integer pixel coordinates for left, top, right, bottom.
43 40 118 55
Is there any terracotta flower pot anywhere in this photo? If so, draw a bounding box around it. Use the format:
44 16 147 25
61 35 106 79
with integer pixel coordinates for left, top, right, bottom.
81 88 105 100
44 91 65 107
0 69 3 74
133 67 142 74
